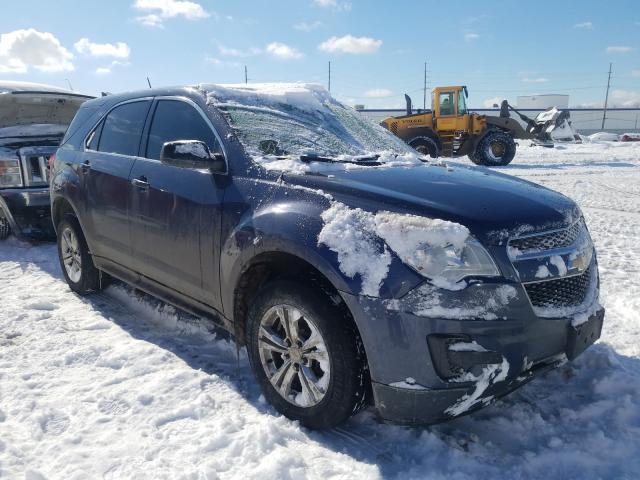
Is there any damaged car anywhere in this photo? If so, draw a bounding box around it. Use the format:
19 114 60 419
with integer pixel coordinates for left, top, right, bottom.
0 81 92 240
51 83 604 429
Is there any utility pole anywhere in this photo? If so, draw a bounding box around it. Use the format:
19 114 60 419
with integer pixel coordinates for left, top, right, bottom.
328 61 331 92
423 61 427 110
244 65 248 84
602 62 612 130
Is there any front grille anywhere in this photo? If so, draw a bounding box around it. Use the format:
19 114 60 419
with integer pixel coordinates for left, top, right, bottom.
510 219 584 253
524 267 592 308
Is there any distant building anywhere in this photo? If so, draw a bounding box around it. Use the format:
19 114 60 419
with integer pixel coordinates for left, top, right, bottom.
517 94 569 109
354 104 365 111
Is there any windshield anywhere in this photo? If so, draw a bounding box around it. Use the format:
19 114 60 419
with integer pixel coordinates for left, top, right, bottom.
205 83 415 159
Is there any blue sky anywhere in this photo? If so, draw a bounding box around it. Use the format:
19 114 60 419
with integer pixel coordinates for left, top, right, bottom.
1 0 639 108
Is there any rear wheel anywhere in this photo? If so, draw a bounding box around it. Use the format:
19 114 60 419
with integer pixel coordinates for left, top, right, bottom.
57 215 101 294
408 136 439 158
0 211 10 240
246 280 367 429
472 130 516 166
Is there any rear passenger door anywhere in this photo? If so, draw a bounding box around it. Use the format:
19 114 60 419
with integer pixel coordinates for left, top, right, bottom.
128 98 226 308
82 99 152 268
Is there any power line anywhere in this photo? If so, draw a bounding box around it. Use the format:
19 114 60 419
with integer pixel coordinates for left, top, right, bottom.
602 63 612 129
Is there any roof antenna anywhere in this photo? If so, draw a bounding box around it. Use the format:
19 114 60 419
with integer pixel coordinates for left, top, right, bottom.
65 78 74 91
147 77 152 89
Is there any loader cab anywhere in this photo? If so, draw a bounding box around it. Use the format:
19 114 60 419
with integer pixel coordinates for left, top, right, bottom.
432 86 470 132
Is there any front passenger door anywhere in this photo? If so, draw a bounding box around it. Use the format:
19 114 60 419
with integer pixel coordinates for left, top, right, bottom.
129 98 226 307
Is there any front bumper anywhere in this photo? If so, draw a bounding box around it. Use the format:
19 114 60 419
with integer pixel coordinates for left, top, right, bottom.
341 282 605 425
0 187 54 239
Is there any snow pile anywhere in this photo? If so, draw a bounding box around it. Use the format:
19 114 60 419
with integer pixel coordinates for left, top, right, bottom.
446 358 510 417
318 202 391 297
374 211 469 289
587 132 620 142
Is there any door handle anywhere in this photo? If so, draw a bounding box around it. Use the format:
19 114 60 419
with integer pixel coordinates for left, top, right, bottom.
131 176 149 191
81 160 91 172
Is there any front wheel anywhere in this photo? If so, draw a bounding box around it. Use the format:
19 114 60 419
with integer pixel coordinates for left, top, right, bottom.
246 280 368 429
57 215 101 294
408 136 439 158
472 130 516 166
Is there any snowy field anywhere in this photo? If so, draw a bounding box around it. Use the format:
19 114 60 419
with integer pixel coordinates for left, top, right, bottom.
1 141 640 480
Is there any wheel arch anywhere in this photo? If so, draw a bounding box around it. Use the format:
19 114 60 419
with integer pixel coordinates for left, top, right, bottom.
231 250 356 344
51 195 78 233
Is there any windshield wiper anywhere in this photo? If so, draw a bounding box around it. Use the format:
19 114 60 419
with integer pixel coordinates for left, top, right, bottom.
299 154 382 165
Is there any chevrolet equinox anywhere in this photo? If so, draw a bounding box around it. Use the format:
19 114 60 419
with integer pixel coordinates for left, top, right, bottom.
51 84 605 429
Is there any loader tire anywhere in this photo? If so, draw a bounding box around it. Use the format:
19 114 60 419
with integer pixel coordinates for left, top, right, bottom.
408 136 439 158
472 130 516 166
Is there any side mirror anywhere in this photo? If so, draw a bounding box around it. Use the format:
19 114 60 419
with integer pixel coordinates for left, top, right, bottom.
160 140 225 172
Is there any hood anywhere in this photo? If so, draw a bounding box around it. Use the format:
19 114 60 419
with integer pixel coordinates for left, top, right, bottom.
0 82 93 129
283 163 579 245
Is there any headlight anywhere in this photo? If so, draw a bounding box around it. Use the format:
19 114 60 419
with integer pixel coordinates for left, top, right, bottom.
0 158 23 187
400 237 500 287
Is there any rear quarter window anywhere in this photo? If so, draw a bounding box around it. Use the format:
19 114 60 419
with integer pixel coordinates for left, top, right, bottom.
60 106 99 148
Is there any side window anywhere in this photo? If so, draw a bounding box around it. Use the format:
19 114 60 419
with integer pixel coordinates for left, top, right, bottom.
97 100 151 156
457 91 467 115
439 92 455 116
145 100 221 161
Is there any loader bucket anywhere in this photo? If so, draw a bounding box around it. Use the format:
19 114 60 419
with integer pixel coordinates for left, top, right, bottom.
533 107 580 143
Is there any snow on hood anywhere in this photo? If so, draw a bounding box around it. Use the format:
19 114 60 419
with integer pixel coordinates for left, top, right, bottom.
318 201 476 296
318 202 392 297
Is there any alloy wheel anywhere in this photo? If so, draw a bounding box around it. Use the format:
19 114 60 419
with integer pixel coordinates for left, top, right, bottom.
61 226 82 283
257 304 331 407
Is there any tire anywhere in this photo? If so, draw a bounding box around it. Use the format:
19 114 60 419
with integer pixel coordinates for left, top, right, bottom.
57 215 101 294
472 130 516 166
467 151 480 165
408 136 439 158
0 211 10 240
246 280 368 429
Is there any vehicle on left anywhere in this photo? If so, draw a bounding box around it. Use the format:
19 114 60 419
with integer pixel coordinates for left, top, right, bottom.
0 81 92 240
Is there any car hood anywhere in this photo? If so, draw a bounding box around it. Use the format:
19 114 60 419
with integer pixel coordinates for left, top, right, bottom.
283 163 579 245
0 90 92 129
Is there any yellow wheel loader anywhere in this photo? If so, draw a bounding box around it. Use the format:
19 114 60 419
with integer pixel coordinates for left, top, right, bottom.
380 86 578 166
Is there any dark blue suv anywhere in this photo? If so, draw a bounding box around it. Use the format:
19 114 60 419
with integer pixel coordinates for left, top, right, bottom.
51 84 604 429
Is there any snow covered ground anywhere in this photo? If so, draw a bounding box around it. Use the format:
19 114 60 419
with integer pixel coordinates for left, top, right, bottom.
1 141 640 479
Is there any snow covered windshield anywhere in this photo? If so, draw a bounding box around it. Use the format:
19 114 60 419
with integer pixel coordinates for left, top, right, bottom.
203 83 416 160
